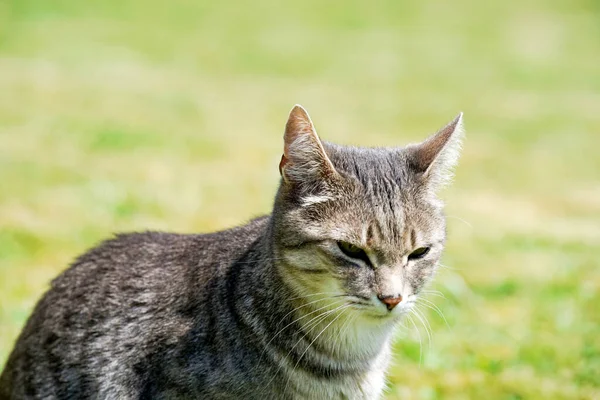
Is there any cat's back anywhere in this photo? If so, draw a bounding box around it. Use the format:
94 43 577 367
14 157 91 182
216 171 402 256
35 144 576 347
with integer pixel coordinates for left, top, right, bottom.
52 214 269 295
0 216 270 399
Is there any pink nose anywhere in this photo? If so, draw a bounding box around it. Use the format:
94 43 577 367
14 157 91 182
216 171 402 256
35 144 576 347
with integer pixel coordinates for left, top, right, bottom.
378 295 403 311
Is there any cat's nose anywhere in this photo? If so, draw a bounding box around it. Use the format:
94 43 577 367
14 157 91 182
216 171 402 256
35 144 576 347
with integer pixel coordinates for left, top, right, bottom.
377 294 403 311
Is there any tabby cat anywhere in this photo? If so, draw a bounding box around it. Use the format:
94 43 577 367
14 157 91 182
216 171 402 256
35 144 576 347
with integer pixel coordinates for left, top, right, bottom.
0 105 464 399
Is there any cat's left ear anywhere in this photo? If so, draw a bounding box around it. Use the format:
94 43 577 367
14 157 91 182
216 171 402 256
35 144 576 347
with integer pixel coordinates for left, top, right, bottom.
408 113 464 189
279 105 337 185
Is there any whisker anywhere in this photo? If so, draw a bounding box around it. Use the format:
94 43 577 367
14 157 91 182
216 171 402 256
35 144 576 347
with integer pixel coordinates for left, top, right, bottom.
406 313 423 366
261 298 345 352
412 307 432 349
300 306 341 334
416 297 450 328
330 313 348 360
282 304 348 371
437 263 458 272
446 214 472 229
261 303 348 393
420 289 446 299
275 297 342 332
256 298 346 370
333 310 356 359
284 305 351 393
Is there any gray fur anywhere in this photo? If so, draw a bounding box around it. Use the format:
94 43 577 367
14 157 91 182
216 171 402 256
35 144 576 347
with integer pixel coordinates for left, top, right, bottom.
0 105 463 399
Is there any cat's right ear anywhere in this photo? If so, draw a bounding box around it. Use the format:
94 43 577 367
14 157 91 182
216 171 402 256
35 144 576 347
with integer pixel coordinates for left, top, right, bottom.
407 113 464 190
279 105 337 185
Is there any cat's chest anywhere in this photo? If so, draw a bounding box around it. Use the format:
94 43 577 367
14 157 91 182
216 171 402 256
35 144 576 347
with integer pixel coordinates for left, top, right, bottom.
278 352 389 400
273 333 393 400
290 367 387 400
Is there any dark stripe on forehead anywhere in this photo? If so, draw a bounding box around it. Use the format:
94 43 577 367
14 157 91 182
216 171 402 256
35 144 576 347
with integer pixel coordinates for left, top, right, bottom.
410 229 417 249
363 181 405 247
366 224 375 247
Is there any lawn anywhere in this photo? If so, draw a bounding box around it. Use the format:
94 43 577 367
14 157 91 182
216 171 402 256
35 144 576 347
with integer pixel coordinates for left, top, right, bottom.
1 0 599 398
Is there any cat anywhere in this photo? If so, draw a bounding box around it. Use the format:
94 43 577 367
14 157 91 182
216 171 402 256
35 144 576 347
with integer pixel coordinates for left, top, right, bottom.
0 105 464 400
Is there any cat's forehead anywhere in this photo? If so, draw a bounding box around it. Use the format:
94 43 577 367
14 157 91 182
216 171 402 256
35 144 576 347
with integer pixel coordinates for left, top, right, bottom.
324 143 410 185
325 144 415 212
320 143 443 248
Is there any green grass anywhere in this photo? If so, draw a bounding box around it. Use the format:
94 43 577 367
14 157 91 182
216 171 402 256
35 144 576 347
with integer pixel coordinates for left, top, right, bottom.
1 0 599 398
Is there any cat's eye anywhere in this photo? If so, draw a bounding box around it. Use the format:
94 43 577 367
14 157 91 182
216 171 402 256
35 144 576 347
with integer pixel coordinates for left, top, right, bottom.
337 241 372 266
408 247 430 260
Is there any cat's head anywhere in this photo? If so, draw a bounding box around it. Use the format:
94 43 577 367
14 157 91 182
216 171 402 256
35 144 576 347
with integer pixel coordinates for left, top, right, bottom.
272 105 463 322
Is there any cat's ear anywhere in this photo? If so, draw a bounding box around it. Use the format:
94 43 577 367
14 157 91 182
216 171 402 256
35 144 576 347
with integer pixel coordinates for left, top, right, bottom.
279 105 337 185
408 113 464 189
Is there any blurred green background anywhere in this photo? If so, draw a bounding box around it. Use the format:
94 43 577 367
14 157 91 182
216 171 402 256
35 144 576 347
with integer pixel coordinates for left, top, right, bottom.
1 0 599 398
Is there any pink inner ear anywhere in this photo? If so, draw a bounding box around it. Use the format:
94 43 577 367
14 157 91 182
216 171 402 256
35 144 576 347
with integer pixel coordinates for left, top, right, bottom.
284 120 310 154
278 154 288 176
418 132 450 171
280 105 339 183
412 113 462 174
